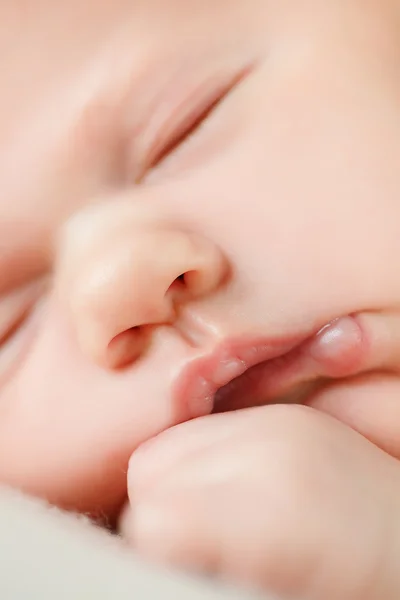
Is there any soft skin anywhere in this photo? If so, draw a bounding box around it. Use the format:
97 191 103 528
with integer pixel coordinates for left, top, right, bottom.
2 1 400 593
122 404 400 600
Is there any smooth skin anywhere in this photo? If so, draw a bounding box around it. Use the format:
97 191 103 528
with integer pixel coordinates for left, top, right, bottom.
2 0 400 597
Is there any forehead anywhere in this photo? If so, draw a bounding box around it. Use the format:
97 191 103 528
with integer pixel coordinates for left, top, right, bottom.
1 0 397 118
0 0 398 208
0 0 262 133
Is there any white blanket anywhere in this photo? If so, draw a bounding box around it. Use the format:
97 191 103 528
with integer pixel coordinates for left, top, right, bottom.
0 486 269 600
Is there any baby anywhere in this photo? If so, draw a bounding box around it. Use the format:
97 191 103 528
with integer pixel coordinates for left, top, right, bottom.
2 0 400 598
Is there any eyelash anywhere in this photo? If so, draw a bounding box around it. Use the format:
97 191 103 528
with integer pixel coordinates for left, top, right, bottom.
134 64 253 182
145 91 227 172
0 293 34 347
0 309 29 348
0 280 45 375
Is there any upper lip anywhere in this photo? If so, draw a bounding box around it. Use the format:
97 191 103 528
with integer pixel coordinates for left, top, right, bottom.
173 330 313 419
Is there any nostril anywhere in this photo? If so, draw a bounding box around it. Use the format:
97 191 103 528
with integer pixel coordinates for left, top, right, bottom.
167 270 209 309
106 326 149 370
172 273 187 290
183 267 223 297
168 264 222 300
167 272 191 297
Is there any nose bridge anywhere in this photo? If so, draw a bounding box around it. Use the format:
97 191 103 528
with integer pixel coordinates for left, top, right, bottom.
57 198 228 369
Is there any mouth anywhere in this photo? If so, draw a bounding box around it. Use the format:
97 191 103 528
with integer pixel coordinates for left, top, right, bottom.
174 315 365 419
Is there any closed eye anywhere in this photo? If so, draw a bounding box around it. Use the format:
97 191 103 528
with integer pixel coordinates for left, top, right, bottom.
134 63 254 182
0 279 45 384
0 284 39 343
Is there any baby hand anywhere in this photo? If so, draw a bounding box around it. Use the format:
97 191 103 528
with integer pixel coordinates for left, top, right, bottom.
121 405 400 600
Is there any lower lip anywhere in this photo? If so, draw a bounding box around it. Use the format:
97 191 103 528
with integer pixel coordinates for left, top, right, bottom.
175 316 366 419
174 335 309 419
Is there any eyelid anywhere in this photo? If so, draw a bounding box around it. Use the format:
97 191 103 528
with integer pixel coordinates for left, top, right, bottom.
131 59 254 182
0 232 49 295
0 280 45 345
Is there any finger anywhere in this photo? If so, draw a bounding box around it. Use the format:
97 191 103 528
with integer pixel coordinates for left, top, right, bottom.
314 310 400 375
304 309 400 458
213 310 400 414
124 405 400 600
307 372 400 458
128 410 257 495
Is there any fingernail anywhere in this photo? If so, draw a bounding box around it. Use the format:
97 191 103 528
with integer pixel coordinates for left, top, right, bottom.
308 316 364 377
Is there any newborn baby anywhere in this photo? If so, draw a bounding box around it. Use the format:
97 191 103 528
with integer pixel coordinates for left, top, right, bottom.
2 0 400 598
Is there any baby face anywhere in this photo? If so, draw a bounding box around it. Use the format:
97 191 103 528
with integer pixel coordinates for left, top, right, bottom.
1 0 400 517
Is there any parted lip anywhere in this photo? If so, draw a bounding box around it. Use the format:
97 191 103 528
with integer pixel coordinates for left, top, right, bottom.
173 330 314 419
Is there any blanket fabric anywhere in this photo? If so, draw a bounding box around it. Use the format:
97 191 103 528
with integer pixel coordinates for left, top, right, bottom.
0 486 270 600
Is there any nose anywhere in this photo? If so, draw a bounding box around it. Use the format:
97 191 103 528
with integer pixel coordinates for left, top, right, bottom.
56 202 228 368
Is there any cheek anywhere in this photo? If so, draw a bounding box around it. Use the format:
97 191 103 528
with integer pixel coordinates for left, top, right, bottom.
173 161 400 337
0 300 189 515
172 85 400 326
233 55 400 312
246 201 399 326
